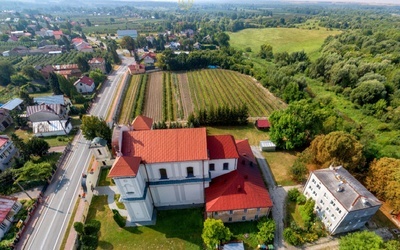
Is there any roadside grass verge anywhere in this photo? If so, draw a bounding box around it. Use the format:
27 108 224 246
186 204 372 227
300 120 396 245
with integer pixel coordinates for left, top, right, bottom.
98 167 114 186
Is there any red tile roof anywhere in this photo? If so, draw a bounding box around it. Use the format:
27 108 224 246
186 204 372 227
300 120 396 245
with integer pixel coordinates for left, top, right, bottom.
88 57 104 64
131 115 153 131
256 119 270 129
71 37 84 44
0 196 18 224
121 128 208 163
53 30 63 35
205 139 272 212
0 137 8 148
142 52 157 60
207 135 239 160
75 76 94 86
108 156 142 178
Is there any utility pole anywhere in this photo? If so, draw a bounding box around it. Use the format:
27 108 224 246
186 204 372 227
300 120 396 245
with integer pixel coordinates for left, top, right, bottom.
13 177 34 201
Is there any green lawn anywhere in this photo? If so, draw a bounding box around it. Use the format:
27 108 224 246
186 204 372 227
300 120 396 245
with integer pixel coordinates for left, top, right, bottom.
228 28 341 61
262 151 298 186
86 196 203 250
206 124 269 146
226 221 259 249
98 167 114 186
286 201 305 229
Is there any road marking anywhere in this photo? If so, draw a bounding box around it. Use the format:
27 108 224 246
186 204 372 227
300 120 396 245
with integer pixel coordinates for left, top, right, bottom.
39 146 88 249
28 146 86 250
53 153 92 250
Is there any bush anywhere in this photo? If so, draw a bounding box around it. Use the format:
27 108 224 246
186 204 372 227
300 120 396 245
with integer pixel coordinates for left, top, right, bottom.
296 194 307 204
287 188 301 202
84 220 101 235
289 160 308 182
283 228 303 246
112 209 126 227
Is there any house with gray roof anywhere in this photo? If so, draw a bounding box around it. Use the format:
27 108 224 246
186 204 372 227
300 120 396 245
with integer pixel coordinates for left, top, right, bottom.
1 98 23 111
303 165 381 235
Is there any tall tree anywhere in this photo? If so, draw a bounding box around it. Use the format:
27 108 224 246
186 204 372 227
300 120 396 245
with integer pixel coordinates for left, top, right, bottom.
120 36 136 52
339 231 383 250
75 54 90 73
256 218 276 244
307 131 365 172
15 161 53 183
25 137 50 157
258 43 274 61
202 218 231 249
48 72 62 95
269 100 327 150
81 116 112 144
216 32 230 47
365 158 400 212
0 61 15 86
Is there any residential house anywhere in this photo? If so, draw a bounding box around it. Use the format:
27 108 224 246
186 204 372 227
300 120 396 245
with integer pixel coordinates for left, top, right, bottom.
74 76 95 93
10 31 24 38
100 116 272 225
0 196 22 240
193 42 202 50
1 98 23 112
8 46 30 56
33 95 72 112
26 104 71 137
38 65 55 80
303 166 381 235
89 137 113 166
141 52 157 68
53 30 63 40
165 42 180 50
53 64 81 79
117 30 138 39
88 57 106 73
0 135 19 171
255 119 270 130
0 109 13 132
127 62 145 75
72 38 93 52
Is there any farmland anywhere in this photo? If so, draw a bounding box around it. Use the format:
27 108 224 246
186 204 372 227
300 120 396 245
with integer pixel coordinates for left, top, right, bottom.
118 69 286 123
228 28 341 60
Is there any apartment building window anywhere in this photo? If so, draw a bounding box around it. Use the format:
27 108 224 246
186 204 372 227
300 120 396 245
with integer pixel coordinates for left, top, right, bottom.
257 208 261 212
159 168 168 179
228 217 232 222
244 209 248 213
12 203 19 210
97 149 102 155
187 167 194 178
316 184 321 190
0 223 6 230
209 163 215 171
230 210 233 214
242 216 246 221
214 212 218 216
255 215 259 220
223 163 229 170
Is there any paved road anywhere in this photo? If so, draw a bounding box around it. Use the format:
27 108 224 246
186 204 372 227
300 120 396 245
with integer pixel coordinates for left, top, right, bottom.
20 56 134 250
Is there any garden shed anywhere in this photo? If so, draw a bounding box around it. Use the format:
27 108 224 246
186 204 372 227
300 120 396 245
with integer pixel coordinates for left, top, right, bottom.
259 140 276 152
255 118 270 130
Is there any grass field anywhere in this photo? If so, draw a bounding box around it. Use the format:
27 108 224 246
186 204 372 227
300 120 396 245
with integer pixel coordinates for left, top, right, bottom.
262 151 298 186
228 28 341 60
87 196 203 250
206 124 269 146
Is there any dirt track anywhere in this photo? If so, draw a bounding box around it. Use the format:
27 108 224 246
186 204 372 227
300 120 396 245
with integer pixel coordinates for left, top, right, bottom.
177 72 194 119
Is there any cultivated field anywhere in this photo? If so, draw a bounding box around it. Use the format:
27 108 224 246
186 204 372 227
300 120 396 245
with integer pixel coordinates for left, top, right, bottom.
119 69 286 123
143 72 163 122
228 28 341 60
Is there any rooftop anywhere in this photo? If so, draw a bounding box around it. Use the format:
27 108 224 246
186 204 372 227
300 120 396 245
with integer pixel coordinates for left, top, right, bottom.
256 119 270 128
131 115 153 131
0 196 18 224
312 166 381 211
0 137 9 148
74 76 94 86
207 135 239 160
121 128 208 164
205 139 273 212
108 156 142 178
1 98 23 111
34 95 64 105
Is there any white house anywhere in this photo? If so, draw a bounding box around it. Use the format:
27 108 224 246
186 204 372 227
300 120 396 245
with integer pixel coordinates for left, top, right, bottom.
303 166 381 235
0 136 18 171
32 120 72 137
74 76 95 93
0 196 22 240
99 116 273 225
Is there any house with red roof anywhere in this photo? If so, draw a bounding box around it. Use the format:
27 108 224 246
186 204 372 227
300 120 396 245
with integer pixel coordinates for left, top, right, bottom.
99 116 272 225
0 196 22 240
74 76 96 93
53 30 63 40
141 52 157 67
255 118 270 130
127 62 145 75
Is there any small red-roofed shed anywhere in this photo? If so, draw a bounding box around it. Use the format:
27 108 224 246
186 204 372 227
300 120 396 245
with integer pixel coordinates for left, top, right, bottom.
255 118 270 130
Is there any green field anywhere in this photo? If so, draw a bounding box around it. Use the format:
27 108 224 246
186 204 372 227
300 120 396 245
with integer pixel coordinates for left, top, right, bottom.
228 28 341 60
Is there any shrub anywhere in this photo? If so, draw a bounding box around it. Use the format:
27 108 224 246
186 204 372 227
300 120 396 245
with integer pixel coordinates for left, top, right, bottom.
287 188 301 202
112 209 126 227
289 160 308 182
283 228 303 246
296 194 307 204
